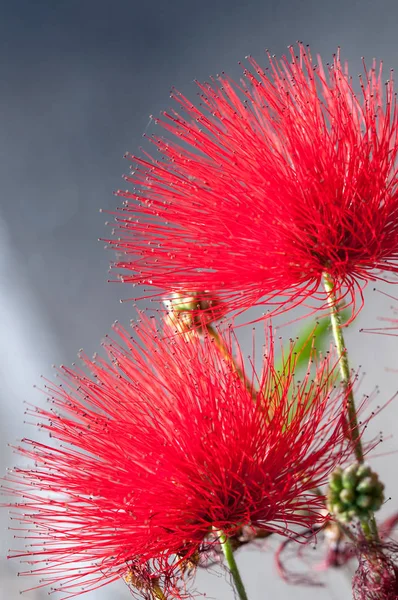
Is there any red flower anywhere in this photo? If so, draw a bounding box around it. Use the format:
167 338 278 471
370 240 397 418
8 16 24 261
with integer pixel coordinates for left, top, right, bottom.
5 317 353 597
352 541 398 600
109 44 398 320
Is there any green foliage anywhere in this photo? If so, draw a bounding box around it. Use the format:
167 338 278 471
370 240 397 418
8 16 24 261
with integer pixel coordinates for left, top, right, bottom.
275 309 350 375
274 310 349 424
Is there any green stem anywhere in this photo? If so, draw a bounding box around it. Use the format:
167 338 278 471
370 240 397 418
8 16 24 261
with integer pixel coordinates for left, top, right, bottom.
323 273 363 462
361 514 380 542
217 531 249 600
323 273 380 543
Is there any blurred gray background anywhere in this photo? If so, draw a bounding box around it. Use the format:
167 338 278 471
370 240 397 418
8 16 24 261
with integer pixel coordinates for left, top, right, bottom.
1 0 398 598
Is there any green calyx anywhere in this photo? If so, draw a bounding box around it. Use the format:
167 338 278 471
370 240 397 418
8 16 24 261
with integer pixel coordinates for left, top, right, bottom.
327 463 385 523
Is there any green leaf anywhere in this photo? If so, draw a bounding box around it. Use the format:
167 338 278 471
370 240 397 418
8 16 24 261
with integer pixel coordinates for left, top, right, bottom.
273 309 350 426
275 309 350 375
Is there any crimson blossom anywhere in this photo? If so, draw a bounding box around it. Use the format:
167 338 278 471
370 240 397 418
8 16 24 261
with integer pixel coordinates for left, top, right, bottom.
5 317 354 598
109 44 398 320
352 541 398 600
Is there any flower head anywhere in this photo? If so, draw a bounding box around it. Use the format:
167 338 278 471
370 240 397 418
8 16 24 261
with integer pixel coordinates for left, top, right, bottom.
110 44 398 320
353 542 398 600
5 317 353 597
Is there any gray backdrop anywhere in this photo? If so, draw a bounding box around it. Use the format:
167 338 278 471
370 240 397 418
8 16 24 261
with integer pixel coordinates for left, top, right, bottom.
1 1 398 598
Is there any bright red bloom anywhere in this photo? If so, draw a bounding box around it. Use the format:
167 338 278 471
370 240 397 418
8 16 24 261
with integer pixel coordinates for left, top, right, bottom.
110 44 398 320
5 317 353 597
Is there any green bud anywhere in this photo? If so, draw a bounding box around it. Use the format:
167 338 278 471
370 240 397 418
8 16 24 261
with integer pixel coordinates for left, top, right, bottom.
370 496 384 511
374 481 385 495
340 488 356 505
356 476 376 494
341 463 359 489
356 464 371 478
329 469 343 492
356 494 373 509
327 462 385 523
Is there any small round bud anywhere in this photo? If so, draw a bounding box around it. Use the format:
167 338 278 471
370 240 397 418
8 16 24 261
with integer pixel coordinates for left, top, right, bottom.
356 476 376 494
356 494 373 509
340 488 356 505
164 290 225 334
341 463 359 489
327 462 385 523
329 468 343 491
356 464 372 480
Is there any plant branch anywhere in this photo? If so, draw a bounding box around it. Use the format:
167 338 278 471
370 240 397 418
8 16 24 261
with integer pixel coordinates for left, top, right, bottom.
217 530 249 600
323 273 380 542
206 324 257 401
323 273 364 462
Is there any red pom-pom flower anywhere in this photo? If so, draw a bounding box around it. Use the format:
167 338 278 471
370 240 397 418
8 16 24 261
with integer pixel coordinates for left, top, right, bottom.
5 318 354 597
110 44 398 320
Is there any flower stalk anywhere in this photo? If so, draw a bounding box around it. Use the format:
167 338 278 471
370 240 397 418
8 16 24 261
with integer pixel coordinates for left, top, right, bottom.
323 273 380 542
323 273 364 462
217 530 249 600
206 324 258 402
